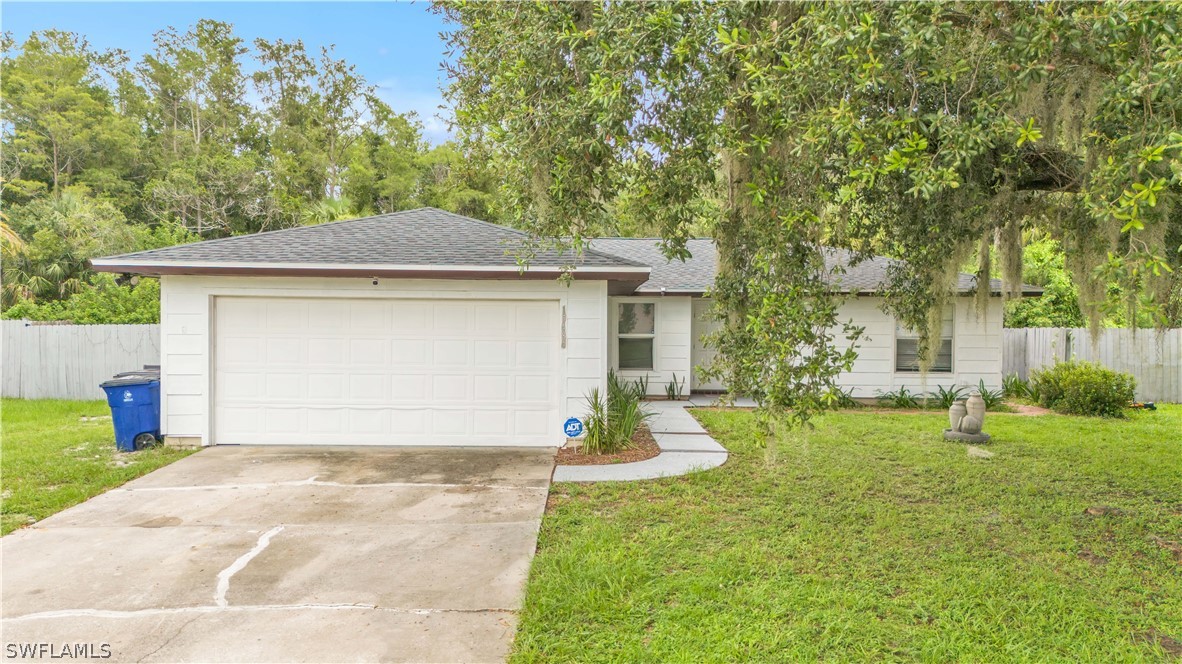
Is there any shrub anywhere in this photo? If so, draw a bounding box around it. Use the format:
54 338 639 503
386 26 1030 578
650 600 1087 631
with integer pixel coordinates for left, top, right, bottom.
1029 361 1135 418
930 384 968 409
877 386 920 409
827 386 861 409
582 372 654 454
1002 373 1030 399
976 379 1005 409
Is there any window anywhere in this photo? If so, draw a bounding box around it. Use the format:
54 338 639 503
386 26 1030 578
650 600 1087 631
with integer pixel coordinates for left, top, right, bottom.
617 302 656 370
895 308 953 373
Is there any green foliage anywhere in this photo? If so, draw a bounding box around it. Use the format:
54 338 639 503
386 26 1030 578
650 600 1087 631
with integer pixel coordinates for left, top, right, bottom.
664 373 686 401
582 371 653 455
975 380 1005 410
876 386 921 410
931 384 968 410
1002 374 1030 400
523 407 1182 661
1004 237 1086 328
1030 361 1136 418
2 23 506 320
580 388 613 455
1 399 194 535
3 275 160 324
827 386 861 410
442 1 1182 426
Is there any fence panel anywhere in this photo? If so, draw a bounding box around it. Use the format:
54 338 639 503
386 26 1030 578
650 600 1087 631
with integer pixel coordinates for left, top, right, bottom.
2 320 161 400
1003 327 1182 402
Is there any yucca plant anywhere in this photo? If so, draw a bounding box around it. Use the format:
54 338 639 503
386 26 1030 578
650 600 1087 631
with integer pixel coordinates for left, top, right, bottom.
580 387 613 455
581 371 655 454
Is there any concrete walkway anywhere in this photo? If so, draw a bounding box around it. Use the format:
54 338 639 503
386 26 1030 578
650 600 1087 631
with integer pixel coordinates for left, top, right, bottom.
553 401 730 482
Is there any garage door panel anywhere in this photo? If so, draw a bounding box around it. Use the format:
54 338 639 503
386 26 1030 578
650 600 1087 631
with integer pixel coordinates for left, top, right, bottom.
264 407 304 434
391 339 429 365
348 374 387 401
220 337 264 364
431 374 469 401
472 410 510 435
516 341 553 367
391 302 431 330
214 297 562 446
473 375 511 401
390 374 428 400
308 338 346 364
265 300 307 329
265 373 306 400
266 338 303 364
473 304 513 332
307 409 343 434
433 304 471 332
432 340 469 365
312 373 346 400
349 338 387 365
306 300 349 331
348 300 390 330
348 409 388 434
514 375 552 402
432 410 470 435
473 340 513 367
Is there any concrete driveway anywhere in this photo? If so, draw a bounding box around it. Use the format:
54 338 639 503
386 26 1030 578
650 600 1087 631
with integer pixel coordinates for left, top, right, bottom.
1 446 555 663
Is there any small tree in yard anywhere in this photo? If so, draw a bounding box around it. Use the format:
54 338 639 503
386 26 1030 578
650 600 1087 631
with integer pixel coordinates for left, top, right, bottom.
439 1 1182 429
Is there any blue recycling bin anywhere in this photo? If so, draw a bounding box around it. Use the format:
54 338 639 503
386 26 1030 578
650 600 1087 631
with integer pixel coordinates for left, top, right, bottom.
100 377 161 452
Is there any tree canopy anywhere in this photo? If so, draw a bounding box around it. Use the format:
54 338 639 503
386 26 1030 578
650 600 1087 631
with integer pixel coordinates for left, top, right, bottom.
1 21 502 319
440 0 1182 424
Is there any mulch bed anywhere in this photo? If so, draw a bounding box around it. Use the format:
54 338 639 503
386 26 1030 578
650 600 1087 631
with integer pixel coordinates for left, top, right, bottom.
556 423 661 466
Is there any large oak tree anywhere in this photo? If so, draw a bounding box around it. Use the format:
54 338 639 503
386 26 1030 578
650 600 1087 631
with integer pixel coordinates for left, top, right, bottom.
439 0 1182 423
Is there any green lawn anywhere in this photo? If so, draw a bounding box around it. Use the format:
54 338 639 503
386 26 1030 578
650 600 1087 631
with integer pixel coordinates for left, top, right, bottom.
1 399 194 535
515 407 1182 662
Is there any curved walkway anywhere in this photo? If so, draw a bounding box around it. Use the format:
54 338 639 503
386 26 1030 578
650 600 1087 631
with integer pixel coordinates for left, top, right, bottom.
552 400 729 482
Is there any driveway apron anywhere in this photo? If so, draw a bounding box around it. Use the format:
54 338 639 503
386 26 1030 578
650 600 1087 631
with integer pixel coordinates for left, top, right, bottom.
1 446 555 663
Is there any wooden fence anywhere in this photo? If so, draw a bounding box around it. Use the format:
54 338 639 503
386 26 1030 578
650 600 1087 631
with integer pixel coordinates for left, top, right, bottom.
1003 327 1182 403
2 320 161 400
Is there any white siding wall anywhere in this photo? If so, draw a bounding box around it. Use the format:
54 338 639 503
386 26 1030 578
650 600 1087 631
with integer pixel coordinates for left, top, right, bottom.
689 295 1004 398
608 295 693 396
160 275 609 445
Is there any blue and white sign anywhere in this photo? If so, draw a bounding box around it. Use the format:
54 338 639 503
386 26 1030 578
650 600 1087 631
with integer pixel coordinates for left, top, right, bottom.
563 417 584 438
122 390 134 403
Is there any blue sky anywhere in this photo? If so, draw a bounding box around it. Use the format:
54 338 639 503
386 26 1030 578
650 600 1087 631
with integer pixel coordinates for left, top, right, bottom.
2 1 456 143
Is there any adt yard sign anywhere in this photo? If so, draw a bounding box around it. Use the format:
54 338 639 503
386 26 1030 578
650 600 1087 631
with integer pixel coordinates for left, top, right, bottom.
563 417 584 438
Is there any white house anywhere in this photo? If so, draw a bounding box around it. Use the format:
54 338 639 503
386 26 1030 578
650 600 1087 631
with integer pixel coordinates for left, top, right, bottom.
93 208 1035 448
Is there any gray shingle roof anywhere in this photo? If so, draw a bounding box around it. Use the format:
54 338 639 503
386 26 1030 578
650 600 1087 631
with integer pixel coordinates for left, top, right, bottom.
588 238 717 292
96 208 645 270
590 238 1040 295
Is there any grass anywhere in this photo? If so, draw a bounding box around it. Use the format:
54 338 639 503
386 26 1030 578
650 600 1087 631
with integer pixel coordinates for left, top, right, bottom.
1 399 195 535
514 406 1182 662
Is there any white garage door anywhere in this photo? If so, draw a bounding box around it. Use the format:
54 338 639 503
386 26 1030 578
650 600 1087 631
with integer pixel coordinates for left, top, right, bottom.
213 297 561 446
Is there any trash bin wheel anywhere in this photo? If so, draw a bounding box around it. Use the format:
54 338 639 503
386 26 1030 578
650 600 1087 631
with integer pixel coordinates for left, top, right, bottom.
133 433 159 450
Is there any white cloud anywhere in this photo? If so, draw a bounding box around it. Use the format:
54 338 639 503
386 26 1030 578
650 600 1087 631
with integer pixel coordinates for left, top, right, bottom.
372 76 453 145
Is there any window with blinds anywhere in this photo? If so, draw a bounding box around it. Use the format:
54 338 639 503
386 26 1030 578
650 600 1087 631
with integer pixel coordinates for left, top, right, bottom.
895 307 954 373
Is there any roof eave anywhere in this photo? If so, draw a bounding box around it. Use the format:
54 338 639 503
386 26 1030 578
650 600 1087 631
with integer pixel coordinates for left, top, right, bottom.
89 260 650 282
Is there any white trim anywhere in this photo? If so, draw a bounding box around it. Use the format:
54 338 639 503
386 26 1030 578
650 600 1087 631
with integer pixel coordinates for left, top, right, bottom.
91 258 650 274
893 307 955 375
612 298 660 372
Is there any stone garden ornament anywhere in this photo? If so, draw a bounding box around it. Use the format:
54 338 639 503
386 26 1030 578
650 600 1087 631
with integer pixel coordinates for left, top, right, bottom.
944 390 991 443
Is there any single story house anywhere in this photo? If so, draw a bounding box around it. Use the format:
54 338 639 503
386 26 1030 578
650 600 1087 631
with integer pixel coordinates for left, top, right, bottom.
93 207 1035 448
